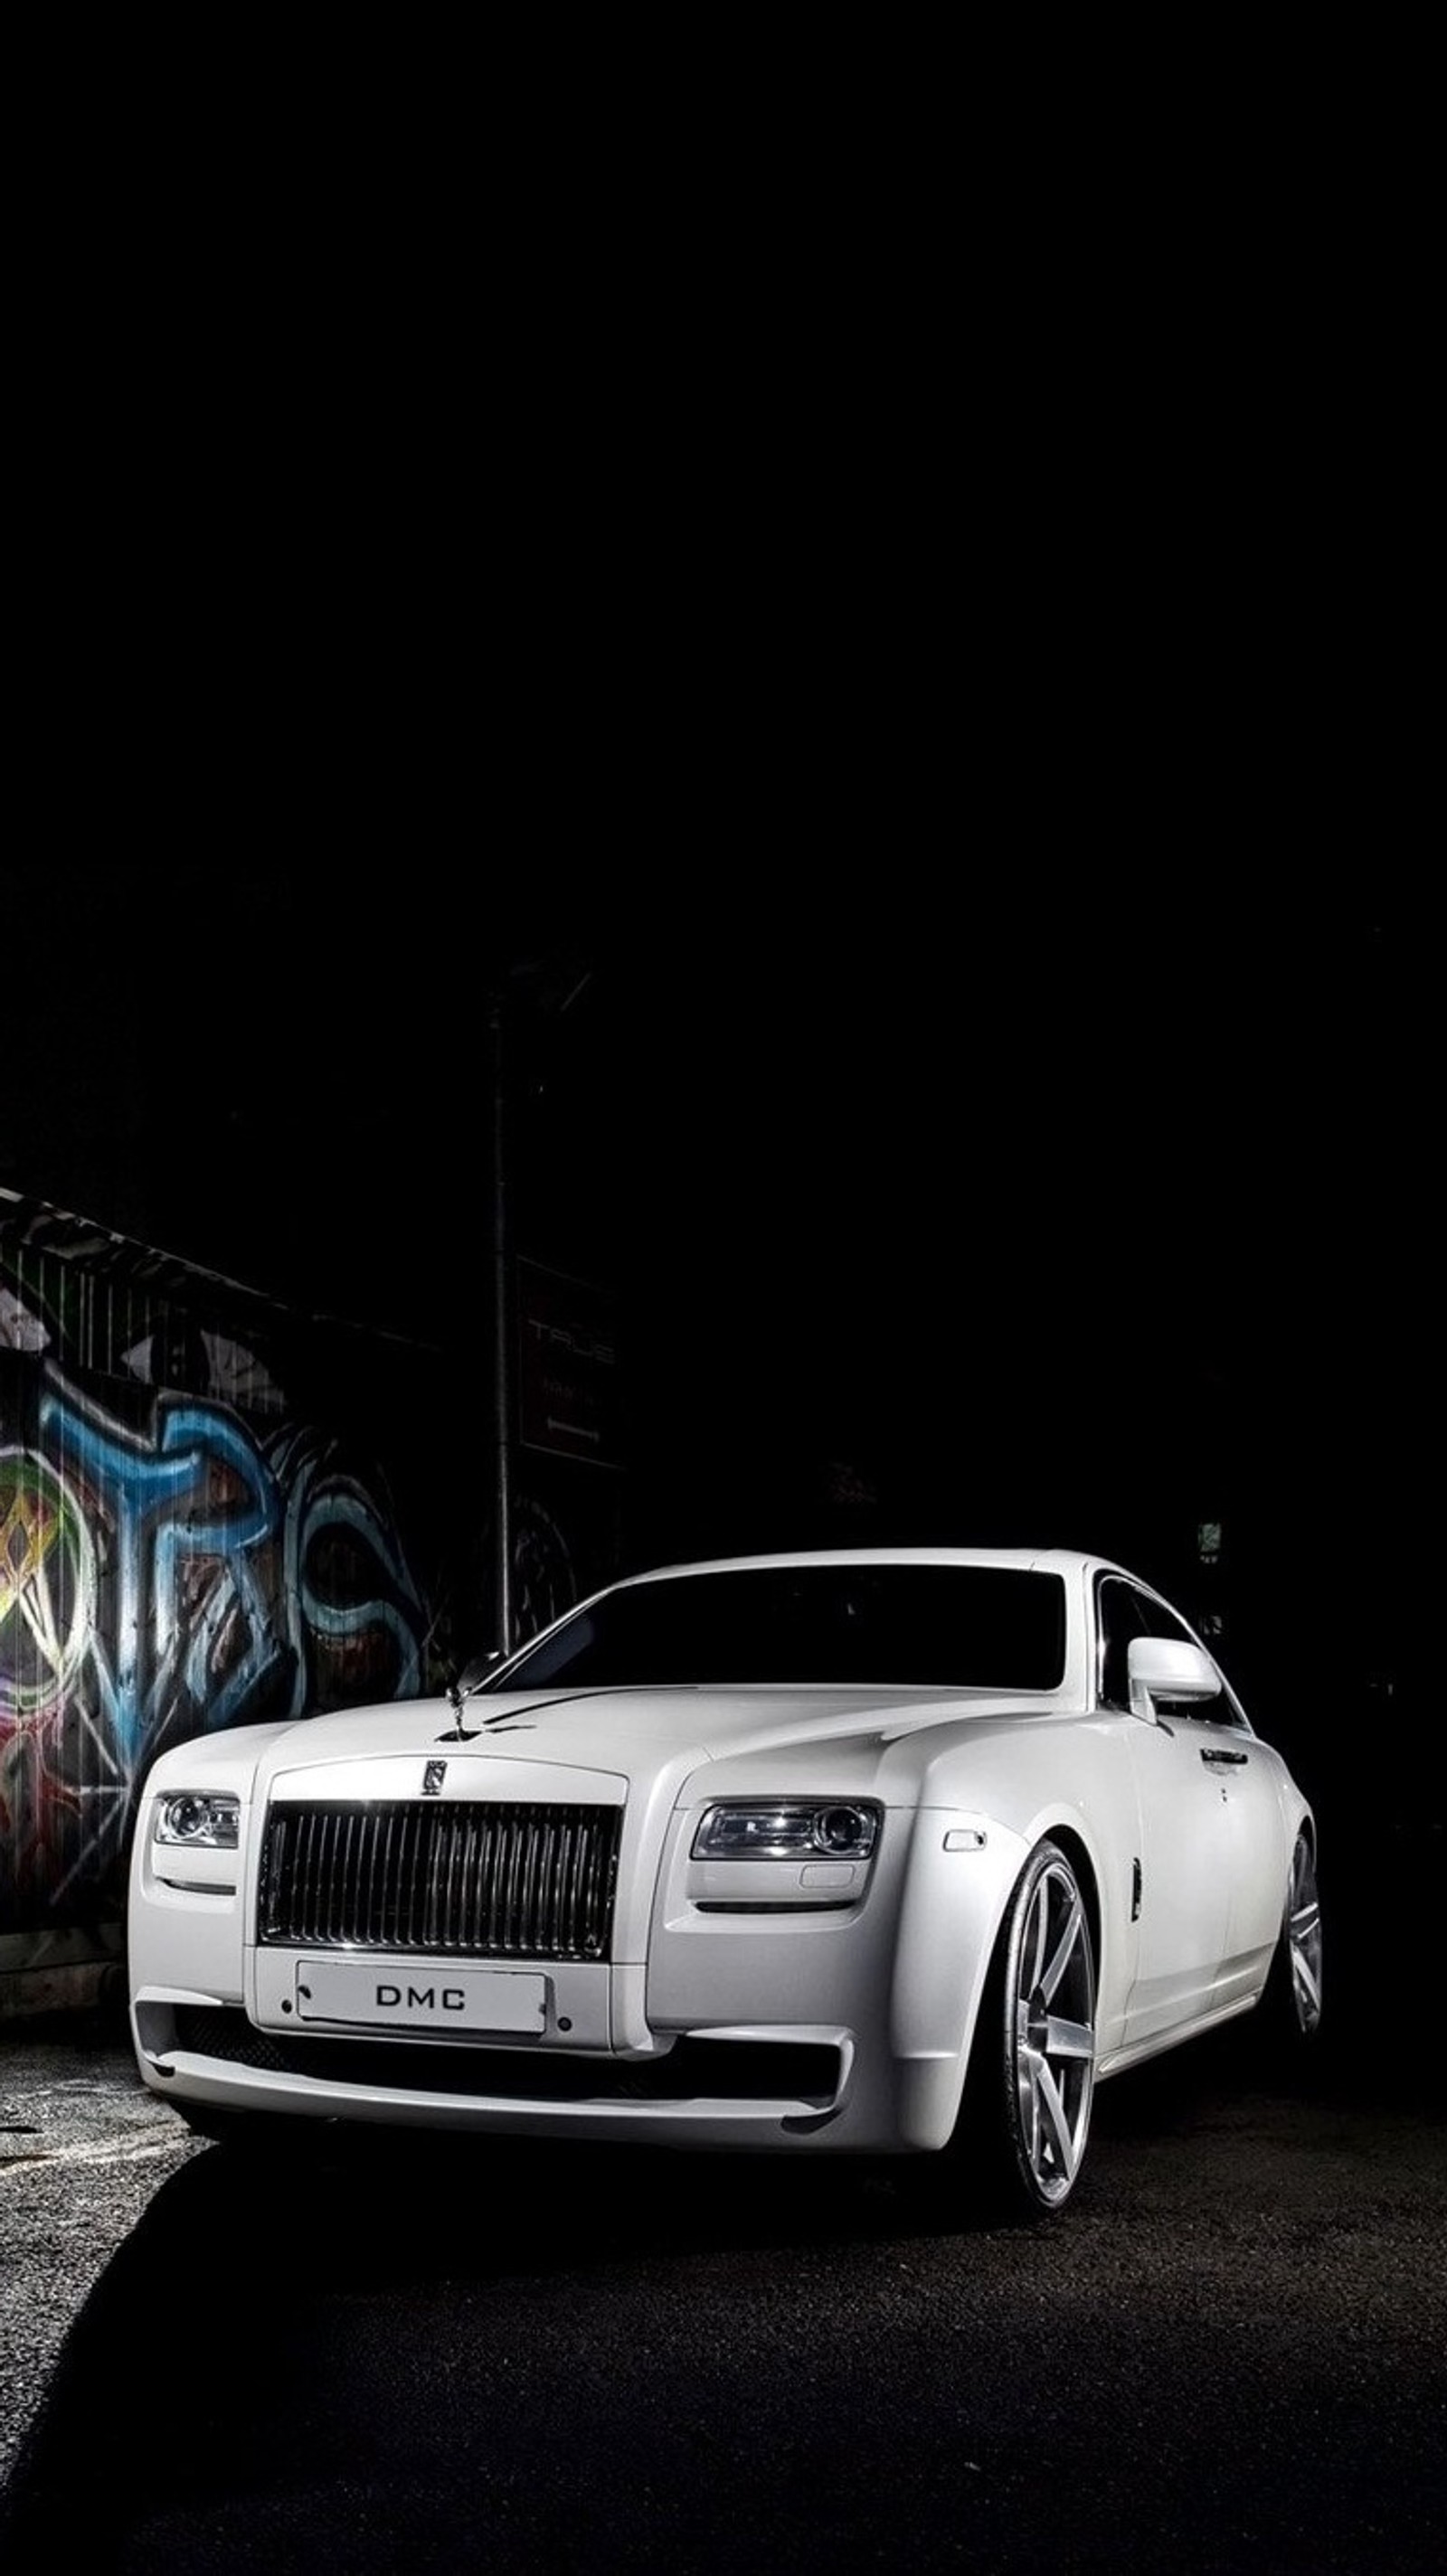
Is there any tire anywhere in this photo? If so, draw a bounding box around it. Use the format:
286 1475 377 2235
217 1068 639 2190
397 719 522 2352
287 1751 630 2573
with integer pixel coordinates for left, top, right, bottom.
950 1838 1099 2222
1260 1830 1323 2047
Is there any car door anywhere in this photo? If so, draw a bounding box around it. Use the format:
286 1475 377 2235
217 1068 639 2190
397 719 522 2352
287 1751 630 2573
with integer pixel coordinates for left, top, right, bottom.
1094 1577 1233 2047
1128 1602 1289 2001
1210 1715 1291 1995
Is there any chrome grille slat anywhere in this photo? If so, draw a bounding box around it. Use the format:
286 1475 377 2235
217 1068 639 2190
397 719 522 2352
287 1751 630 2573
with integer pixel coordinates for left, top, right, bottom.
258 1801 621 1962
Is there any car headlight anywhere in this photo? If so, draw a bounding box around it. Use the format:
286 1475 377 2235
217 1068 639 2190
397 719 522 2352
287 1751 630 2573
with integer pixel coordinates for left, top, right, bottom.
692 1801 880 1860
154 1792 241 1849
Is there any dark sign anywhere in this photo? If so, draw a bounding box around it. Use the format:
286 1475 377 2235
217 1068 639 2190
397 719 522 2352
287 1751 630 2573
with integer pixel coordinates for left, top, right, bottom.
516 1260 623 1467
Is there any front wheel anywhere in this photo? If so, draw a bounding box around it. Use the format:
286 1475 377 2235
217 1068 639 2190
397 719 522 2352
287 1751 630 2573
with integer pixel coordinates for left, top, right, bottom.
951 1838 1098 2222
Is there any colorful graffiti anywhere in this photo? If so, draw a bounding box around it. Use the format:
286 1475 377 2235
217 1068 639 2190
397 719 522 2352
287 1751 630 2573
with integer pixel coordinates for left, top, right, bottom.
0 1194 626 1961
0 1360 430 1936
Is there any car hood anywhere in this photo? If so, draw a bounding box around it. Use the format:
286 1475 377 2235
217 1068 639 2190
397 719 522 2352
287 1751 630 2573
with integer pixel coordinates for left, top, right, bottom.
167 1683 1068 1811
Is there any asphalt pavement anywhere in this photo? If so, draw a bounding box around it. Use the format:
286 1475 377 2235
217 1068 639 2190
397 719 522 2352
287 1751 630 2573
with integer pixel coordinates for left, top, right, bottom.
1 1948 1444 2573
0 2001 203 2483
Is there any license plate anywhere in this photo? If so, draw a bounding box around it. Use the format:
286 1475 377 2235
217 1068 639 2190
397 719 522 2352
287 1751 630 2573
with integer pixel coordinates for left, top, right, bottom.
296 1960 547 2033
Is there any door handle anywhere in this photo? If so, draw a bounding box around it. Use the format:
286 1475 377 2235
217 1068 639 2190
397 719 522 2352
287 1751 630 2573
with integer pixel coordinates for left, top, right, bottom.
1200 1746 1248 1766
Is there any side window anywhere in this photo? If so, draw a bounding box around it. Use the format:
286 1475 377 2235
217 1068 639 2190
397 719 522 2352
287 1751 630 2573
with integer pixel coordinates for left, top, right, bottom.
1096 1578 1149 1709
1136 1594 1195 1648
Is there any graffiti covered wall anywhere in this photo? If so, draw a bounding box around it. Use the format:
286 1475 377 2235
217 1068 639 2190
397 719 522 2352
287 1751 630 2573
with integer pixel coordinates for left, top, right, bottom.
0 1194 452 1972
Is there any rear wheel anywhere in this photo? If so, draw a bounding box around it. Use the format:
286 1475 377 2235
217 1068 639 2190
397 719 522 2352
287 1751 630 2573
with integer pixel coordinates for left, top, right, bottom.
951 1838 1098 2222
1261 1831 1323 2044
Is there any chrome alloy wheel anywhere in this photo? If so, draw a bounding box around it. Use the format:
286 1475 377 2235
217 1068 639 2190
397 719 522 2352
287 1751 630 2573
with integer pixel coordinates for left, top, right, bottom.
1286 1835 1323 2036
1005 1844 1097 2210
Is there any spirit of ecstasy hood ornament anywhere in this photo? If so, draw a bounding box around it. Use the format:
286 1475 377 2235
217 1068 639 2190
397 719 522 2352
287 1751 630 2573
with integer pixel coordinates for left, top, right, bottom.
440 1647 506 1742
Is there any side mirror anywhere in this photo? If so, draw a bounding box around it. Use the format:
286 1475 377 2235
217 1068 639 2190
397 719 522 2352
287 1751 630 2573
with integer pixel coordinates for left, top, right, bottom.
1128 1636 1221 1721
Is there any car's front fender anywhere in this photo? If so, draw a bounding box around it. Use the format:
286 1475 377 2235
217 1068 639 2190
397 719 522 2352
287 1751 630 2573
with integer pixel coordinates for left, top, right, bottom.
885 1807 1029 2147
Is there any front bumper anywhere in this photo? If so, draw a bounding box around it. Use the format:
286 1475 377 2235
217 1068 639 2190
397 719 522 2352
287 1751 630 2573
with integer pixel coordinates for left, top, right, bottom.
128 1788 1017 2154
130 1990 874 2146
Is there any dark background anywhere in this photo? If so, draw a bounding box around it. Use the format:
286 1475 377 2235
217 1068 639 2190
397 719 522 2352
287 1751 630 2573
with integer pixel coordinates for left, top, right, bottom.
4 0 1431 1853
3 867 1425 1781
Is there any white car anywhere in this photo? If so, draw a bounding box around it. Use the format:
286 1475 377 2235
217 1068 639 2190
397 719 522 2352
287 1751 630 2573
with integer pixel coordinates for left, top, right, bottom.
127 1547 1323 2217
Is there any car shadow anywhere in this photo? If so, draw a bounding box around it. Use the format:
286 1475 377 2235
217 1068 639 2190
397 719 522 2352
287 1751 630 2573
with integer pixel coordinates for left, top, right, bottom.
5 2014 1442 2567
0 2131 939 2550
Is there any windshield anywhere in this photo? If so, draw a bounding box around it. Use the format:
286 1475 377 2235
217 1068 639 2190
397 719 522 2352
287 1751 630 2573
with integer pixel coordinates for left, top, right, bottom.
487 1564 1067 1692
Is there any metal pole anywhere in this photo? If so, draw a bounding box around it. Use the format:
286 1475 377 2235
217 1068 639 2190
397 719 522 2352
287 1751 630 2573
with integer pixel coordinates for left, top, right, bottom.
490 993 512 1656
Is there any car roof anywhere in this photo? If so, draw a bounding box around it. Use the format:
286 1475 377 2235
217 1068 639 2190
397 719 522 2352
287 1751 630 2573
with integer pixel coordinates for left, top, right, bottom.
612 1547 1127 1583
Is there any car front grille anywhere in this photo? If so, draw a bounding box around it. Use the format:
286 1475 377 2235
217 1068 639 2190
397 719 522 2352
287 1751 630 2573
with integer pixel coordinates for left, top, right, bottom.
257 1800 622 1962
